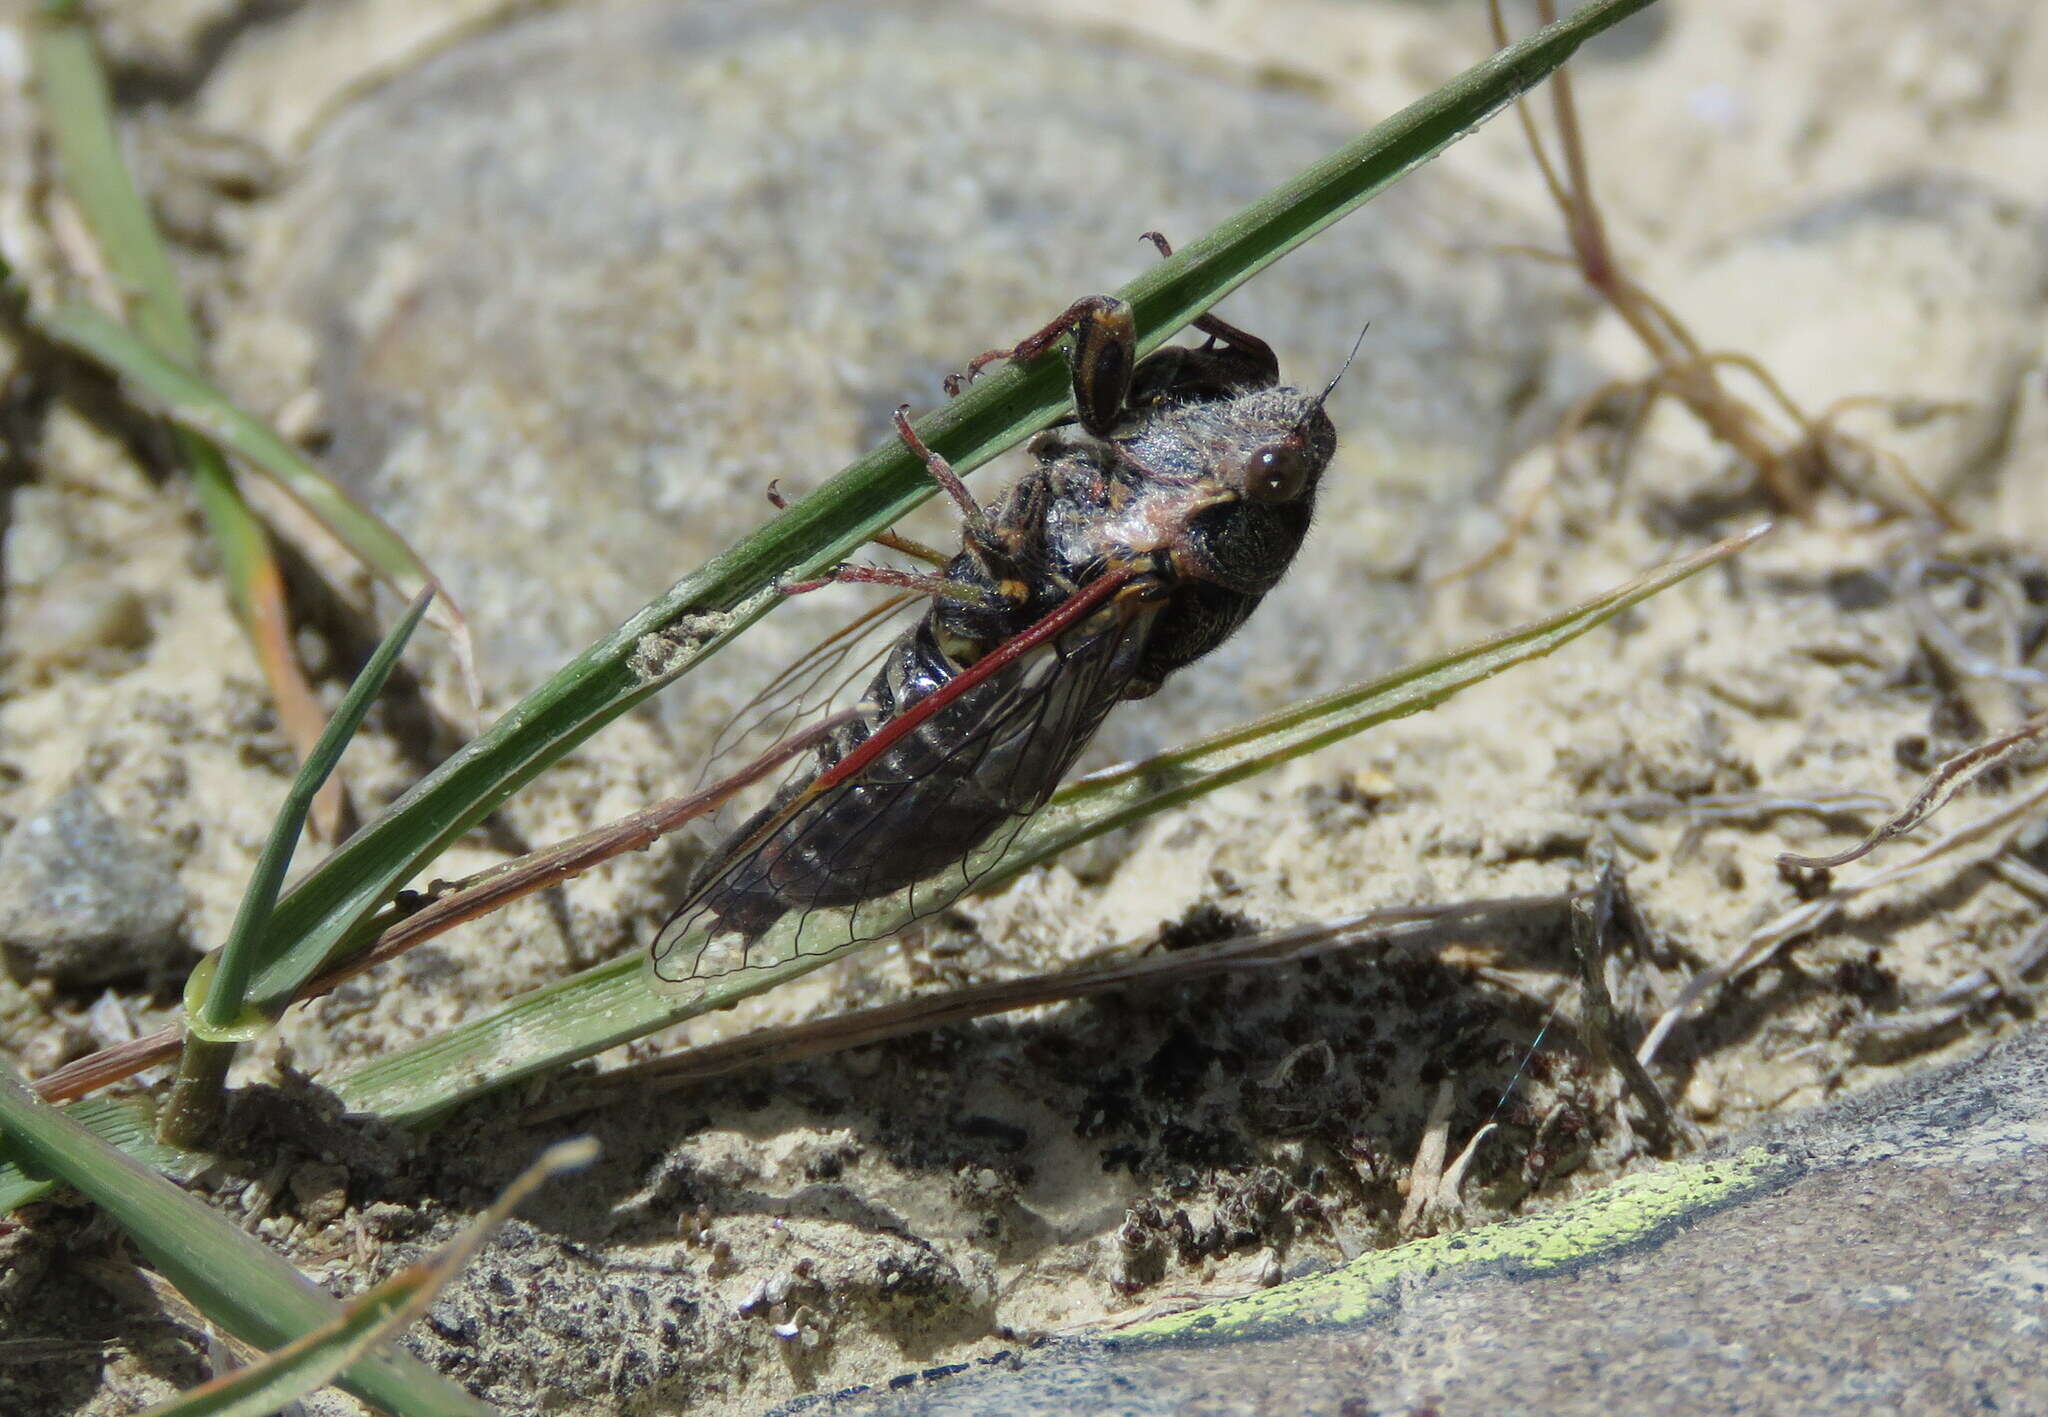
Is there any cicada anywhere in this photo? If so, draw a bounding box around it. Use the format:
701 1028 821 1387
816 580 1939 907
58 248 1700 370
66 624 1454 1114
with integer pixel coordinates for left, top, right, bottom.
654 244 1343 982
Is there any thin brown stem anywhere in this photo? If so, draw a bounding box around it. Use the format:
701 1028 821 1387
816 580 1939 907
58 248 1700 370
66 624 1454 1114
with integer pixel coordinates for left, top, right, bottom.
1778 708 2048 872
868 530 953 567
1491 1 1575 220
1488 0 1847 517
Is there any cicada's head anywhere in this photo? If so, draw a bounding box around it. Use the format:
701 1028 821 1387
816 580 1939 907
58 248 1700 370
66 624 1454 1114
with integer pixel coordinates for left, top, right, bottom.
1110 383 1338 596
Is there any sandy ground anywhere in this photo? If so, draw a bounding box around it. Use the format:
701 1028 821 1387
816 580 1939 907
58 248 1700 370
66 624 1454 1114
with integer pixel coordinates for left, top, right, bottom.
2 1 2047 1413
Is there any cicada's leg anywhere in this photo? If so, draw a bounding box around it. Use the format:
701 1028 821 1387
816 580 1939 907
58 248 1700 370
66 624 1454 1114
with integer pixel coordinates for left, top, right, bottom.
1137 231 1280 384
766 478 951 568
888 406 1038 610
789 407 1037 612
782 563 989 602
865 530 952 566
945 294 1137 437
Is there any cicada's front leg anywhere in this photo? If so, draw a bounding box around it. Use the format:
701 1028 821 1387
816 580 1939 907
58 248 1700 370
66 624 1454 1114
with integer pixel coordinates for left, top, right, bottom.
888 406 1043 612
786 407 1041 615
947 294 1138 438
945 231 1286 433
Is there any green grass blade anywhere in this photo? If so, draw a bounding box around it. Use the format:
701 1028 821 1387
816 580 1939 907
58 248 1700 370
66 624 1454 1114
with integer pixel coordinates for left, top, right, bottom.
237 0 1664 1014
30 3 199 362
195 587 437 1032
137 1271 440 1417
33 300 464 626
157 587 439 1146
332 526 1757 1124
0 1063 497 1417
180 436 271 631
0 1094 201 1212
132 1140 594 1417
180 432 344 834
31 3 350 833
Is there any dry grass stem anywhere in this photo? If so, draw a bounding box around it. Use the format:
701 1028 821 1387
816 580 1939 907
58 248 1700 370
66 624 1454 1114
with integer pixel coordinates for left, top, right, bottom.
1453 0 1963 589
527 894 1580 1122
1640 774 2048 1065
1778 709 2048 870
1398 1080 1457 1235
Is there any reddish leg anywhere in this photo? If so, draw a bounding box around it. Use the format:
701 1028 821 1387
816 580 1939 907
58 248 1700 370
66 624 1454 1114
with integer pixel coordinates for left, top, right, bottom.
1138 231 1278 381
767 475 950 567
783 564 989 603
890 405 1014 570
944 296 1137 436
784 407 1032 610
955 295 1131 384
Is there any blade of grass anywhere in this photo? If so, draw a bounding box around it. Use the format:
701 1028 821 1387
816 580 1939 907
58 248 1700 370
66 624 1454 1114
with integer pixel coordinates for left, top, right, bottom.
0 1094 201 1213
215 474 349 840
191 442 345 837
547 894 1577 1112
29 298 478 702
158 589 437 1149
220 0 1664 1020
132 1139 594 1417
29 7 194 360
332 526 1760 1124
30 3 346 836
0 1061 498 1417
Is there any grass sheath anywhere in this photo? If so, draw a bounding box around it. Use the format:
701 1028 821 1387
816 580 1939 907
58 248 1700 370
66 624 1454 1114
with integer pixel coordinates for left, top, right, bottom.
156 590 436 1149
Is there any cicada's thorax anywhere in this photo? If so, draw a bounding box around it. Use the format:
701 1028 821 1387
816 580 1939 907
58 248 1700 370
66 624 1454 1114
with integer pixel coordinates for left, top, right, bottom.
928 381 1337 700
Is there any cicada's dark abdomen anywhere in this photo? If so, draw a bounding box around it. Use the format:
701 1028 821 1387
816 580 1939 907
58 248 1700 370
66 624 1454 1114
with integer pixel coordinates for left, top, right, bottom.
687 608 1148 944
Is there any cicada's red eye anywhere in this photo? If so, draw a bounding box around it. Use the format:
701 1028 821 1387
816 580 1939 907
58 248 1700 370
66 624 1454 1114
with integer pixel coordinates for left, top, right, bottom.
1244 441 1309 503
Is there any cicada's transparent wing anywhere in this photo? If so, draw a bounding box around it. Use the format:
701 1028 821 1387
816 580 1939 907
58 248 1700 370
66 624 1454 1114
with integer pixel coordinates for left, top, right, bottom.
828 595 1147 948
693 591 919 792
650 594 1156 985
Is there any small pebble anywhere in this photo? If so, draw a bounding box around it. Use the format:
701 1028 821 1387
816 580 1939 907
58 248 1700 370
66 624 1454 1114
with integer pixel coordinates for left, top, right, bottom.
1685 1071 1722 1121
288 1161 351 1230
0 786 191 987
